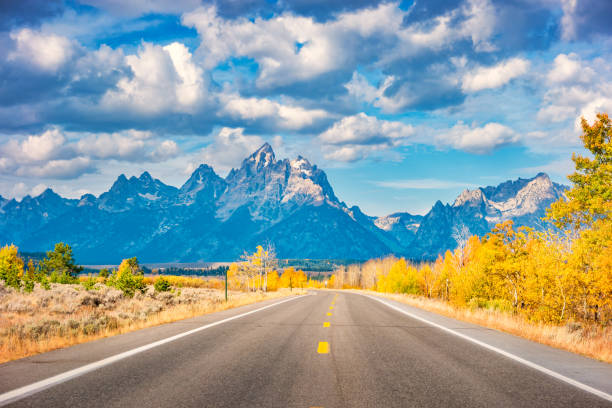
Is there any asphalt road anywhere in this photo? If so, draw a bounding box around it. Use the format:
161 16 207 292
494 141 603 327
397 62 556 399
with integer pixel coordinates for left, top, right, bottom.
1 291 611 407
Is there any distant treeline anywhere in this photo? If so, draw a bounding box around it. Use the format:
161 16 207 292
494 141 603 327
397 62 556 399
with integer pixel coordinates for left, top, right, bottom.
151 266 229 277
278 259 360 272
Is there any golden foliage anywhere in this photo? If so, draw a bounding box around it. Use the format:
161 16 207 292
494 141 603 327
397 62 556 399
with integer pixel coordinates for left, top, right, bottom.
0 244 24 288
331 114 612 328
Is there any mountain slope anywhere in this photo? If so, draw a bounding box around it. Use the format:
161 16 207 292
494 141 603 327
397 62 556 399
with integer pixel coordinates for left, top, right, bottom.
0 145 567 263
409 173 567 259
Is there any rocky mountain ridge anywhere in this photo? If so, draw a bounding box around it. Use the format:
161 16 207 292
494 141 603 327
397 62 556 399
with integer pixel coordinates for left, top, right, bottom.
0 144 567 263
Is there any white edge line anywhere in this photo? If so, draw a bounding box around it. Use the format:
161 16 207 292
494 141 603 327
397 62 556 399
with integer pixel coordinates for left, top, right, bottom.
0 294 307 406
362 294 612 403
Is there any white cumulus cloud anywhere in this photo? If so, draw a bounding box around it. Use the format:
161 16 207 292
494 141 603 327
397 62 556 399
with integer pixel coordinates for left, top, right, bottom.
438 122 519 153
3 128 68 163
462 57 530 92
183 1 497 89
150 140 180 162
102 42 205 114
15 157 95 179
221 94 329 130
9 28 74 72
319 113 414 161
547 53 594 84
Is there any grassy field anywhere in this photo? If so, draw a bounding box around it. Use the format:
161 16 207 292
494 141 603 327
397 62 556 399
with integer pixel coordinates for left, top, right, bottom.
0 281 302 363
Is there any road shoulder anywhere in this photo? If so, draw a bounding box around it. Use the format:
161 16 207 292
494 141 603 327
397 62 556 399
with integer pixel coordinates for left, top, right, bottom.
356 291 612 399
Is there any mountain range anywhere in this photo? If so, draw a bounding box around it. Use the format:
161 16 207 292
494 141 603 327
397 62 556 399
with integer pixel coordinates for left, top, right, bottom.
0 144 567 263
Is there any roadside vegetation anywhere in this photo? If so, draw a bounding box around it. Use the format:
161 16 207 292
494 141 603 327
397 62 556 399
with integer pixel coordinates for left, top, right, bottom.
0 281 298 363
330 114 612 363
0 243 309 363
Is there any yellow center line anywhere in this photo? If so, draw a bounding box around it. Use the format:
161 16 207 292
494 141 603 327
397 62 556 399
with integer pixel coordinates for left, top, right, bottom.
329 306 334 310
317 341 329 354
327 312 332 316
323 322 330 327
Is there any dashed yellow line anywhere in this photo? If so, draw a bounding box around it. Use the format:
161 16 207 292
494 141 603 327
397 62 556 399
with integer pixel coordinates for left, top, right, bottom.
323 322 330 327
317 341 329 354
327 312 332 316
329 306 334 310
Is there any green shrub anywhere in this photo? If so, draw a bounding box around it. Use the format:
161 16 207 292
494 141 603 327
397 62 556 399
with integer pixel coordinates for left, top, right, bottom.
39 243 82 284
107 258 146 297
23 277 35 293
50 271 78 284
82 276 97 290
154 277 171 292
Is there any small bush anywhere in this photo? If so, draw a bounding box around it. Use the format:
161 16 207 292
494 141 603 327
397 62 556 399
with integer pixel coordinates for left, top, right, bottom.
107 258 145 297
82 276 97 291
22 278 35 293
50 271 78 284
154 277 171 292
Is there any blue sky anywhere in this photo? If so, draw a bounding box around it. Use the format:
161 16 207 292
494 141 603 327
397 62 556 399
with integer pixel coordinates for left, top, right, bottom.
1 0 611 215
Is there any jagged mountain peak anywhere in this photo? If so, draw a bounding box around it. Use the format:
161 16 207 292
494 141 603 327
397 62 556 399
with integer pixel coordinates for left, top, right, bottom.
218 144 341 222
181 164 220 187
453 188 485 207
38 188 61 199
290 155 314 172
78 194 96 207
0 143 571 263
138 171 153 182
192 163 215 173
110 172 165 190
255 142 274 155
18 188 65 206
407 172 568 259
245 142 275 169
179 164 226 204
99 171 178 212
534 172 549 179
432 200 447 210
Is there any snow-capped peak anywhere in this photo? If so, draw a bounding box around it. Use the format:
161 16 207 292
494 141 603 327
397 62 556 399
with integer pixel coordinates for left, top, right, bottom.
290 156 314 176
453 188 485 207
248 143 275 167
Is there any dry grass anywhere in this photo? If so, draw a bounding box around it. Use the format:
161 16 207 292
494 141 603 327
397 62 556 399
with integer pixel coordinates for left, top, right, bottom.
0 282 302 364
357 290 612 364
143 275 226 289
79 274 226 289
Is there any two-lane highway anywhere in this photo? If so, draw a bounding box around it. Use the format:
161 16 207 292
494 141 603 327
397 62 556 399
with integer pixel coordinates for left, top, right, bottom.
1 292 610 407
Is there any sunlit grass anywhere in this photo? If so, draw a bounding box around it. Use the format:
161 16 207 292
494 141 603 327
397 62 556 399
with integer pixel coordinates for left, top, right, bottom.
0 282 301 364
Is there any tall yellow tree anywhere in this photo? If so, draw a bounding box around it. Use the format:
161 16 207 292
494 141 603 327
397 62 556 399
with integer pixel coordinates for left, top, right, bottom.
548 113 612 229
0 244 24 288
